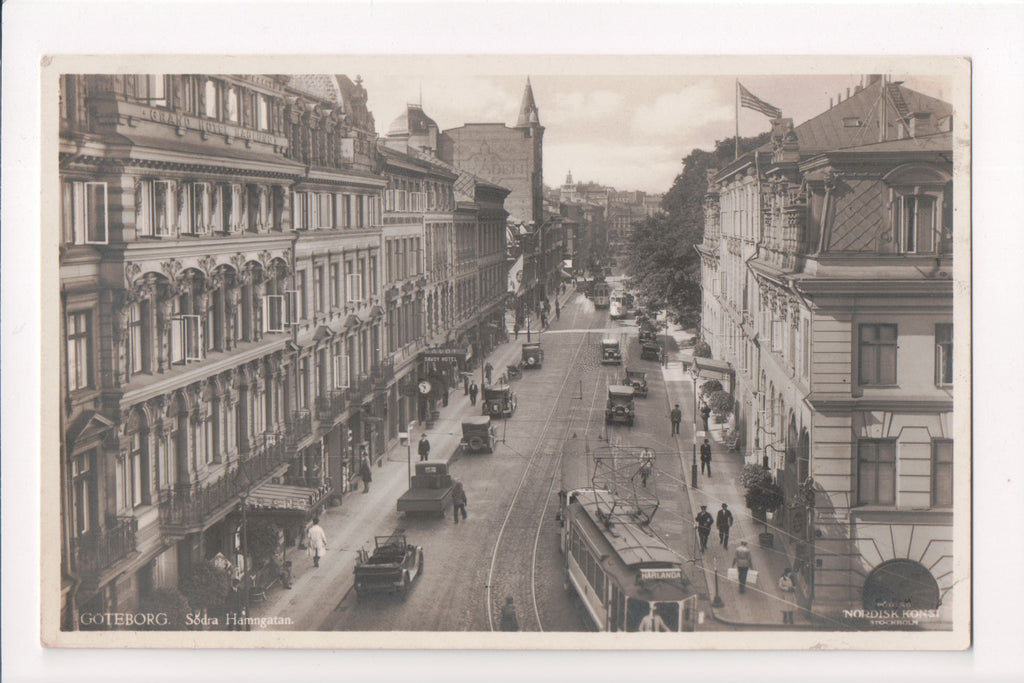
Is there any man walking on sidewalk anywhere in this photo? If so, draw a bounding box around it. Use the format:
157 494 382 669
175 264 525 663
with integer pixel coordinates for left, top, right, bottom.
695 505 714 553
717 503 734 548
732 541 753 594
452 481 468 523
485 362 493 385
700 438 713 477
358 454 373 493
469 382 478 406
306 517 328 568
700 401 711 432
670 404 682 435
418 433 431 461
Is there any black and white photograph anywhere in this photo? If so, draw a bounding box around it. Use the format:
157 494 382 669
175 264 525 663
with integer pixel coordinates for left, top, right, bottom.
8 2 1024 680
40 55 970 648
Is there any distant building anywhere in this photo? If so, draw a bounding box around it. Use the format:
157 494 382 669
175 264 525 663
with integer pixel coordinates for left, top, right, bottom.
697 76 956 623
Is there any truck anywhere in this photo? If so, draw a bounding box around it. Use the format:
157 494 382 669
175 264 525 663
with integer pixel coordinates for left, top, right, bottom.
353 531 424 600
396 461 455 516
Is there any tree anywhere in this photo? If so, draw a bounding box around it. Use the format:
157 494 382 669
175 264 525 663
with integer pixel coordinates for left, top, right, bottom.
707 390 734 417
693 340 712 358
699 379 723 398
626 132 771 329
180 559 232 618
138 589 192 630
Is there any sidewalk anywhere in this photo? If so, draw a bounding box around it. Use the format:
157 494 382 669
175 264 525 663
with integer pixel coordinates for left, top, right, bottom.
248 288 577 630
660 322 813 629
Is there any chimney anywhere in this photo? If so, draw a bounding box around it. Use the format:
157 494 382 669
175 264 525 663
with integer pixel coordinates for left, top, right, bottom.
829 96 833 108
846 87 851 99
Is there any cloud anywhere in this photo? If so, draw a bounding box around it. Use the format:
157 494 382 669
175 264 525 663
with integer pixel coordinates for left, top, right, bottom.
544 89 626 130
630 81 734 142
545 142 682 194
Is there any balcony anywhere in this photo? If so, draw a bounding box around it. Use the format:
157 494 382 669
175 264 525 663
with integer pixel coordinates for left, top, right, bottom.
158 439 290 532
286 410 313 447
371 358 395 388
71 518 137 578
316 390 348 423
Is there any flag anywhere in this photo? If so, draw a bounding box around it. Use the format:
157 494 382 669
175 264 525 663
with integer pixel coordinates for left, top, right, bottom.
738 82 782 119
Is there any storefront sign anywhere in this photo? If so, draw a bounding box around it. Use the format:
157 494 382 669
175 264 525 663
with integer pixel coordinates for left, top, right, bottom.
136 104 283 147
420 346 467 361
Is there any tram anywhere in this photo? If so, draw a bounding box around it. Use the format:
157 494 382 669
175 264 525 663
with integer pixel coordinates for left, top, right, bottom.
608 290 633 320
592 281 611 309
560 488 696 631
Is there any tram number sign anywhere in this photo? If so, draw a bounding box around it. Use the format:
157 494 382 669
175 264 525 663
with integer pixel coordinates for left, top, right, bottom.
640 568 681 581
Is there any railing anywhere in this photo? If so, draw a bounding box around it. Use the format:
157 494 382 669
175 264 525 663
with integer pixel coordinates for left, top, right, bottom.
158 439 289 530
316 390 348 423
371 358 395 387
287 410 313 446
71 518 137 576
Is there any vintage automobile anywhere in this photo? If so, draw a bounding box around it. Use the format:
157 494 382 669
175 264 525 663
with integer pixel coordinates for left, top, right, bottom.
605 385 636 426
397 461 455 516
482 384 517 418
623 368 649 398
353 531 424 600
600 337 623 365
460 416 497 454
521 342 544 369
640 341 662 361
638 325 658 346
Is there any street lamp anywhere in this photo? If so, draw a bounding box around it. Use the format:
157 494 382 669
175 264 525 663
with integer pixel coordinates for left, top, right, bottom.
689 359 701 489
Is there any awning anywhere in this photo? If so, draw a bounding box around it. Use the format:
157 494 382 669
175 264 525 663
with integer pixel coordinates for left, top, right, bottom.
677 352 735 380
246 482 329 515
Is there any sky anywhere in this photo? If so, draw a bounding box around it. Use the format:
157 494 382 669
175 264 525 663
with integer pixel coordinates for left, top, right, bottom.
356 70 950 195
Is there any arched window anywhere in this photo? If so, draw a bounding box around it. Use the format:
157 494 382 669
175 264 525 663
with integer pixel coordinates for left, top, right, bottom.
862 559 940 611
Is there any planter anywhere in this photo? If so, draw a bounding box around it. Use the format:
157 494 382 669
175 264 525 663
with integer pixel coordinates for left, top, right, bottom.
759 531 775 549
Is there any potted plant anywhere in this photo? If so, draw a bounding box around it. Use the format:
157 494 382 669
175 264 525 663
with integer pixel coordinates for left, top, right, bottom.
740 464 785 548
707 390 734 423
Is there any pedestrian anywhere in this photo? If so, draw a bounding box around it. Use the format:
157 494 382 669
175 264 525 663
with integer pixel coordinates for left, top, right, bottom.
670 404 682 435
639 459 653 488
452 481 468 523
469 381 478 406
700 401 711 432
513 321 520 340
499 596 519 631
555 298 561 320
695 505 714 553
778 568 796 624
306 516 328 568
418 433 431 461
484 362 493 385
700 438 713 477
540 310 548 328
358 454 372 493
716 502 734 548
732 541 753 594
463 373 470 395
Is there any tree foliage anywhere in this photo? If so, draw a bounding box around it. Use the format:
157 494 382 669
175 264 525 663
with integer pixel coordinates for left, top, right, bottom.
707 390 735 416
180 559 232 615
626 132 771 329
692 340 712 359
699 379 723 398
138 589 192 630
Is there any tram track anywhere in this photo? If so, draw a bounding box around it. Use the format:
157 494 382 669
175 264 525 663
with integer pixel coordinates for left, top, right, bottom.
484 307 610 631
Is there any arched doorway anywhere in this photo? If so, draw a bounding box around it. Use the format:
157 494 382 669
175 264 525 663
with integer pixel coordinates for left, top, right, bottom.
862 559 941 610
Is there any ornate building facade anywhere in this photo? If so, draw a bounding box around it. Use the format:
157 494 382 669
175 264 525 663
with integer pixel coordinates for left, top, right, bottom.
697 77 956 623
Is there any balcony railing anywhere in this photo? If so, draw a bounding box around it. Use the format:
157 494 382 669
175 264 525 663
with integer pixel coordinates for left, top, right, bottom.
71 518 137 576
371 358 395 388
316 390 348 423
158 439 289 530
287 410 313 446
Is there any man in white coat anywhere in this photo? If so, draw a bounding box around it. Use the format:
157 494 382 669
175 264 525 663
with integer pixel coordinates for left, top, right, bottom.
307 517 328 568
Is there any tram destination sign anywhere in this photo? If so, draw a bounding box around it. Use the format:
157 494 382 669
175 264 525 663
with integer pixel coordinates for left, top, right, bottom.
640 567 682 581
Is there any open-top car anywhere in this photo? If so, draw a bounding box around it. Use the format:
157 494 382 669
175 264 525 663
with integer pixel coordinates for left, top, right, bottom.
460 416 497 454
482 384 517 418
600 337 623 365
623 368 648 398
353 531 424 600
605 385 636 426
521 342 544 369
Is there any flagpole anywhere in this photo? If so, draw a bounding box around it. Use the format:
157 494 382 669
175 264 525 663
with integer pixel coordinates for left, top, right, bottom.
735 79 740 160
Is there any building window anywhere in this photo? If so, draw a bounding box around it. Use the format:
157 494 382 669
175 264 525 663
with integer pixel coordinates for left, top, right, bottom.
66 311 91 391
257 95 270 131
169 314 202 364
71 451 97 535
313 266 324 313
931 440 953 507
801 318 810 378
369 255 378 297
894 194 936 254
347 272 363 304
203 79 219 119
318 193 334 229
133 75 167 107
329 263 339 309
298 358 309 409
182 183 211 235
859 324 898 385
935 323 953 386
857 440 896 506
295 270 308 320
128 301 149 375
225 87 239 123
62 181 108 245
137 180 174 237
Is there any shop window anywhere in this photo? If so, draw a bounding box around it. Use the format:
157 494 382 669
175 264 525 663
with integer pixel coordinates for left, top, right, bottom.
856 439 896 506
935 323 953 386
932 440 953 508
859 324 898 385
66 311 92 391
62 181 108 245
